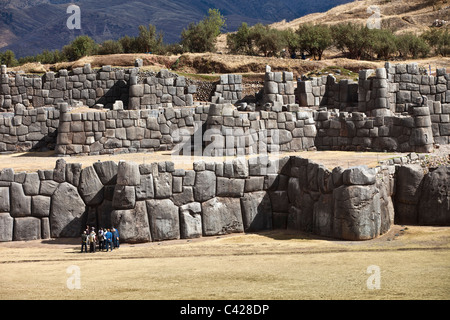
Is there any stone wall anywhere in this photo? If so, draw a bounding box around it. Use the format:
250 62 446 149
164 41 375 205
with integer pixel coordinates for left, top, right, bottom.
55 103 208 156
128 69 195 109
297 75 358 111
314 105 434 153
263 68 296 107
0 105 59 152
0 64 135 111
211 74 243 104
296 63 450 118
203 103 316 156
1 154 447 243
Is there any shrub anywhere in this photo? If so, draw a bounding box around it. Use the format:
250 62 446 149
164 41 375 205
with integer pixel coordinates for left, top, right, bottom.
0 50 18 67
181 8 226 53
421 28 449 56
296 24 332 60
98 40 124 55
62 35 98 61
396 33 430 58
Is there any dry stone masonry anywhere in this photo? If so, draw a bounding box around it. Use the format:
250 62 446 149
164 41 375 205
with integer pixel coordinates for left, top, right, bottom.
1 152 447 243
0 62 449 243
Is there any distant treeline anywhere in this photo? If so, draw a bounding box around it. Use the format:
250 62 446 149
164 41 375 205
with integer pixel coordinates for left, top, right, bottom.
0 8 448 68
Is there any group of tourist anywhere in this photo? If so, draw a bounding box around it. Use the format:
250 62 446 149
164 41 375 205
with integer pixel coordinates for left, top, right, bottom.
80 226 120 253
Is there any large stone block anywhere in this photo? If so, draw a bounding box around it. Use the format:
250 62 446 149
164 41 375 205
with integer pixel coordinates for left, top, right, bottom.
194 170 216 202
50 182 86 238
112 185 136 210
179 202 202 239
78 166 104 206
146 199 179 241
0 187 10 212
333 184 381 240
342 166 376 185
201 197 243 236
10 182 31 217
418 166 450 225
240 191 272 232
0 212 13 242
154 172 173 199
13 217 41 241
313 193 334 237
136 174 155 200
23 173 40 196
216 177 245 197
111 201 151 243
32 195 51 217
116 161 140 186
93 160 118 185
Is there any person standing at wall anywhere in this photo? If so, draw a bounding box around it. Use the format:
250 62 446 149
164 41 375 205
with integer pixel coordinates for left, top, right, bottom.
88 231 96 253
98 228 105 251
105 229 113 252
112 227 120 249
81 231 88 253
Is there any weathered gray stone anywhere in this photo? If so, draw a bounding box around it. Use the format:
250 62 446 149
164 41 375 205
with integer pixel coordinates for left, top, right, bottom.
179 202 202 239
111 200 151 243
136 174 154 200
343 166 376 185
116 161 140 186
53 158 66 183
146 199 180 241
0 213 13 242
66 163 82 187
10 182 31 217
112 185 136 210
32 195 51 217
13 217 41 241
93 160 118 185
240 191 272 232
194 170 216 202
78 166 104 206
313 193 334 237
201 197 243 236
0 187 10 212
50 182 86 238
39 180 59 196
216 177 245 197
171 186 194 206
23 173 40 196
394 164 424 225
333 184 381 240
153 172 172 198
418 166 449 225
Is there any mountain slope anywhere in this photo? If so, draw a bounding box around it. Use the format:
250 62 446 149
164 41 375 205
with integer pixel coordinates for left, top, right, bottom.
0 0 352 57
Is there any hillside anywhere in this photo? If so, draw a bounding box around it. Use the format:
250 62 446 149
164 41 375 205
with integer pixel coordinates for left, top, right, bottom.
0 0 352 57
216 0 450 53
270 0 449 34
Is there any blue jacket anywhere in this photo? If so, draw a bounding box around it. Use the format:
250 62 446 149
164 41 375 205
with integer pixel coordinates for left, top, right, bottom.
105 231 113 241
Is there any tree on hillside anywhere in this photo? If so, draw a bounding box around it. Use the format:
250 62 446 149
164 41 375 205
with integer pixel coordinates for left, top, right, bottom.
251 23 286 57
227 22 254 55
181 8 226 53
296 24 332 60
98 40 124 55
396 33 430 59
331 23 373 60
421 28 449 56
63 35 98 61
136 24 164 54
0 50 18 67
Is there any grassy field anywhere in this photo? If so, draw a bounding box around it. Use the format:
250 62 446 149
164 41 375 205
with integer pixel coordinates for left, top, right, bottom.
0 225 449 300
